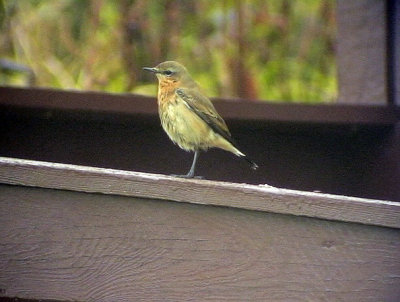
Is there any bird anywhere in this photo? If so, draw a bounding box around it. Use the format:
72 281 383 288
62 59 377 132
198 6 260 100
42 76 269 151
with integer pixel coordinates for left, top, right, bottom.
143 61 258 178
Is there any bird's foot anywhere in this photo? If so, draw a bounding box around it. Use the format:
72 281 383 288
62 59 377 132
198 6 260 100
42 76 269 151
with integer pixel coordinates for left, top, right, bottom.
170 174 204 179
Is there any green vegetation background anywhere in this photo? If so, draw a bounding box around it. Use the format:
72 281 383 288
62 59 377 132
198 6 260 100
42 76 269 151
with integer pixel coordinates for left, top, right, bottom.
0 0 337 103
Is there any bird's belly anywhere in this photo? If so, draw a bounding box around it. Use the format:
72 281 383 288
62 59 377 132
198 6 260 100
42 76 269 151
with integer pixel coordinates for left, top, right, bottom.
160 102 214 151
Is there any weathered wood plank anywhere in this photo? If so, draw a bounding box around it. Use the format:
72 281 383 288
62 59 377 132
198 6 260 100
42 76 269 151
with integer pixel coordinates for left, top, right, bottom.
0 157 399 228
1 185 399 301
337 0 388 104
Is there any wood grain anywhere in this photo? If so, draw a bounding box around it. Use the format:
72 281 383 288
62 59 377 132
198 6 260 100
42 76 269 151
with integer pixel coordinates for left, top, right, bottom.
1 185 399 301
337 0 388 104
0 157 399 228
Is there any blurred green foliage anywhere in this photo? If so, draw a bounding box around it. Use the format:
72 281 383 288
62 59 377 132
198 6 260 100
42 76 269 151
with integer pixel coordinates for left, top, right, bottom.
0 0 337 103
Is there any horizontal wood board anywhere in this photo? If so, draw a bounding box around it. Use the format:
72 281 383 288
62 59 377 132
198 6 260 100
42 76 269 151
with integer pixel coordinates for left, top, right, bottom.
0 157 399 229
1 184 399 301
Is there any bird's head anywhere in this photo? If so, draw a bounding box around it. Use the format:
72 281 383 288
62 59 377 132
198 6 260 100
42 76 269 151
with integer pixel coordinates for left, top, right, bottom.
143 61 194 86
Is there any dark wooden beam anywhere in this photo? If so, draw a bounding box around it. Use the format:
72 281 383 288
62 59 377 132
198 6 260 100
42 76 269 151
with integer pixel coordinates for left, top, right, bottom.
1 87 399 125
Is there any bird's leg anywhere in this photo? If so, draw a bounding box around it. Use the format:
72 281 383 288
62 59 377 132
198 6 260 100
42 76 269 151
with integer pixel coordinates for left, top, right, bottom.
171 151 202 179
186 150 200 178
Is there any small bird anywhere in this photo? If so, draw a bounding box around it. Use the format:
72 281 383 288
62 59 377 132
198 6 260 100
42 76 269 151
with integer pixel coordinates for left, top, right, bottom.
143 61 258 178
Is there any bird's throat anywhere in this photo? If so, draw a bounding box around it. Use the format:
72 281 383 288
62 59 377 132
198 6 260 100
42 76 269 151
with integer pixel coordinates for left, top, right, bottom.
158 80 179 105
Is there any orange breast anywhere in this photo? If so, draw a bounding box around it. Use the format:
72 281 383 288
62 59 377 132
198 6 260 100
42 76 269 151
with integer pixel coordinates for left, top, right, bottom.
158 80 179 106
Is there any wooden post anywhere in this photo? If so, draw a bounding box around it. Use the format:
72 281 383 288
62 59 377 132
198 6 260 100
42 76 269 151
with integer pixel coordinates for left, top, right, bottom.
337 0 388 104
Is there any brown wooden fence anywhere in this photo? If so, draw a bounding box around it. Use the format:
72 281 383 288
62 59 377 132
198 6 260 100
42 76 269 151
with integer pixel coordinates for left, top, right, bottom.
1 86 400 301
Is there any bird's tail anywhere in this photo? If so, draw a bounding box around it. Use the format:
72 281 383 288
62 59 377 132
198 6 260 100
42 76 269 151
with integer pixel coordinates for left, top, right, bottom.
234 149 258 170
215 136 259 170
243 155 259 170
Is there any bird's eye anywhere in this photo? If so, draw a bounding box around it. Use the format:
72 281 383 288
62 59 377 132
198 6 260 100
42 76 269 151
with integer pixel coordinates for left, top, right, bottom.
164 70 173 76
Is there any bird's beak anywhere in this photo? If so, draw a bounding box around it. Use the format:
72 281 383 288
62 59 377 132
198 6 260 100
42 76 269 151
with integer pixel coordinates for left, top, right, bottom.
143 67 159 73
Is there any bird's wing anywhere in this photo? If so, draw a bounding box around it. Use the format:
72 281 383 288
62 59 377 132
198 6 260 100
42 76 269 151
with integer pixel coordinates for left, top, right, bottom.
176 88 236 145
